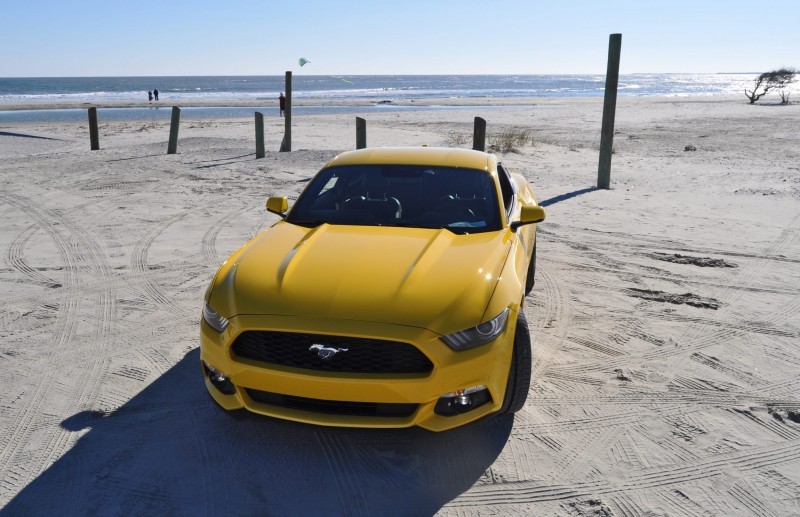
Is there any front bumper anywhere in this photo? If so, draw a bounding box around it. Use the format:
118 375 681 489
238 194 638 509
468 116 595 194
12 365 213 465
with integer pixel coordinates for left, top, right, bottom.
199 313 517 432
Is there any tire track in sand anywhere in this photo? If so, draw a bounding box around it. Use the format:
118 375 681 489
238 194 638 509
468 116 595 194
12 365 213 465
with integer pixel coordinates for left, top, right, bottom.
446 437 800 508
4 198 108 289
130 211 191 317
7 225 62 288
647 211 800 363
0 192 120 491
0 193 81 482
314 431 368 515
528 260 573 380
200 204 249 266
538 212 800 388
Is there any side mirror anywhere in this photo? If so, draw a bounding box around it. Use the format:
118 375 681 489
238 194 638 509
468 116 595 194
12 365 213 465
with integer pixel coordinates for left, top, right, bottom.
266 196 289 218
510 205 546 231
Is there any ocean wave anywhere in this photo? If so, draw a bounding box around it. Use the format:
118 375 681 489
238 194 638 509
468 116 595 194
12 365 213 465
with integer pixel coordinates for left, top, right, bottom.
0 74 768 105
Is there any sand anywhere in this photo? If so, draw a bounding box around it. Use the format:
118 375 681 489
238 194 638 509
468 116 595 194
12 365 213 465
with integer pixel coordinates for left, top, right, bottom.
1 95 799 515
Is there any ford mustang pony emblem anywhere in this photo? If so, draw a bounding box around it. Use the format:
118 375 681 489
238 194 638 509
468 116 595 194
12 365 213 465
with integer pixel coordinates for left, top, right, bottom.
309 344 349 360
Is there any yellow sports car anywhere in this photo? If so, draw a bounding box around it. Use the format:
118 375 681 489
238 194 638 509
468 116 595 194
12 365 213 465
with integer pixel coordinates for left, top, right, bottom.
200 147 545 431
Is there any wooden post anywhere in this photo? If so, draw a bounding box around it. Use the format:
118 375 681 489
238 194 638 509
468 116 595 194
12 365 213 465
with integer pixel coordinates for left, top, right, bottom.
255 112 265 159
279 71 292 152
167 106 181 155
473 117 486 151
88 107 100 150
356 117 367 149
597 33 622 190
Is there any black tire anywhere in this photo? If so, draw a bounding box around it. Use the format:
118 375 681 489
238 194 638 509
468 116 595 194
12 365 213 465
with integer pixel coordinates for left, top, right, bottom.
499 311 532 414
524 242 537 296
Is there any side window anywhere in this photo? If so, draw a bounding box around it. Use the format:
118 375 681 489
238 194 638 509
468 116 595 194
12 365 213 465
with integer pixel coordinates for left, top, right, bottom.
496 164 515 217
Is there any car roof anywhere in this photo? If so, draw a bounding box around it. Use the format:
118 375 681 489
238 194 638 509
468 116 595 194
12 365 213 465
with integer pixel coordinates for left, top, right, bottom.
324 147 496 172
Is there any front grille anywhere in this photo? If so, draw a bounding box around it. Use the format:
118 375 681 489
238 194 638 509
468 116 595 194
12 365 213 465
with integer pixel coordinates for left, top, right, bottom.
246 389 418 417
231 331 433 374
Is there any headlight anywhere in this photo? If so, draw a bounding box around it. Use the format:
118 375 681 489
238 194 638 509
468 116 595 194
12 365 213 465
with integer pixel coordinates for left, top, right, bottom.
202 303 230 333
440 308 510 351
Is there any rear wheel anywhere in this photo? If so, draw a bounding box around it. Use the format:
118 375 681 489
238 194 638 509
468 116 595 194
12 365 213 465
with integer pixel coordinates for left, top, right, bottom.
499 311 532 414
524 242 537 296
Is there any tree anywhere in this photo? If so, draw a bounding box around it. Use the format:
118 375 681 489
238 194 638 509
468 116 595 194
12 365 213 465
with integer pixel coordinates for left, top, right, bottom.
745 68 796 104
774 67 796 104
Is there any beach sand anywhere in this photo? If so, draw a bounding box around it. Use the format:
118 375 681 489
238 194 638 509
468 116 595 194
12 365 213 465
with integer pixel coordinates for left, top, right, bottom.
1 95 799 515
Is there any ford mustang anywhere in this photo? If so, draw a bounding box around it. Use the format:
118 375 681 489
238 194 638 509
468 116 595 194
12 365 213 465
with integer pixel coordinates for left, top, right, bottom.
200 147 545 431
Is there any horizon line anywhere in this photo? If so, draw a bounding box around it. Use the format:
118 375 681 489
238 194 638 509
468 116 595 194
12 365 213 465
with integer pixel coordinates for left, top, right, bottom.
0 71 763 79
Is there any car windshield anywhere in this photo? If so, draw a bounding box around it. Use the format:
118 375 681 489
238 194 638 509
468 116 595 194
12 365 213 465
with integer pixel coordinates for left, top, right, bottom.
286 164 503 234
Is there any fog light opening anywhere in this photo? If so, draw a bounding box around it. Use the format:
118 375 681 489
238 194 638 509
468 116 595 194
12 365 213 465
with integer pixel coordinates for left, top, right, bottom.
203 361 236 395
434 385 491 416
456 390 472 409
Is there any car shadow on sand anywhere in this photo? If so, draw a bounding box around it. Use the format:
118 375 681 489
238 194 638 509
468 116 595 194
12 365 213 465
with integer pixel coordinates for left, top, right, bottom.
4 349 512 515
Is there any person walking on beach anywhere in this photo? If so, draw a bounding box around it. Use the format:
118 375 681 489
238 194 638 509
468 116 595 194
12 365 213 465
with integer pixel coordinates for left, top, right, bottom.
279 92 285 117
148 90 153 102
153 88 159 101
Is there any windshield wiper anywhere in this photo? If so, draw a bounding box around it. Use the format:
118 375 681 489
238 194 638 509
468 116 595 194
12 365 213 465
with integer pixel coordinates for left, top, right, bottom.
385 222 447 230
287 219 327 228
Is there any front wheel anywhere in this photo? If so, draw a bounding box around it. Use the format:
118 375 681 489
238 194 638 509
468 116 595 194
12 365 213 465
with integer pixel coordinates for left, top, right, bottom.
499 311 532 414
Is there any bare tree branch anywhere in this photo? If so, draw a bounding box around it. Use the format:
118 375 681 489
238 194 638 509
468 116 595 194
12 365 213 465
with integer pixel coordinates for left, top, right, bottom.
745 68 796 104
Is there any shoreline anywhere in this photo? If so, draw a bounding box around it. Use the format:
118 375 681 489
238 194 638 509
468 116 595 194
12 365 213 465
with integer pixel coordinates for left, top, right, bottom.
0 93 747 113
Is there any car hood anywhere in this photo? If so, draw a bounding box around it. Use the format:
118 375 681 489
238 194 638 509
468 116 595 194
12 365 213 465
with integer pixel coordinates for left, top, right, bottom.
209 222 512 334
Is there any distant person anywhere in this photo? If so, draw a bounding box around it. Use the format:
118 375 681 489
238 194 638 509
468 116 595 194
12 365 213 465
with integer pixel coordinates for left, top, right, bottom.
153 88 159 101
279 92 285 117
148 90 153 102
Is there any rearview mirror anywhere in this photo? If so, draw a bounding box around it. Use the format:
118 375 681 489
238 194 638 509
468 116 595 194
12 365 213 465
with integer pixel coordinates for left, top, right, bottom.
266 196 289 218
510 205 546 230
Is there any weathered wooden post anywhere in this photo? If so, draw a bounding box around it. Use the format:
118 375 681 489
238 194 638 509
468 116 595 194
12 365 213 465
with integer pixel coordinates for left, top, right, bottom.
356 117 367 149
597 33 622 190
473 117 486 151
279 71 292 152
167 106 181 155
255 111 265 159
88 107 100 150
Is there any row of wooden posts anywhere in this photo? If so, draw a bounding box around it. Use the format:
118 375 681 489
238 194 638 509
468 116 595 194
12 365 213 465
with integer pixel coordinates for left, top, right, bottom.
89 106 486 153
88 104 488 156
88 105 184 156
87 34 622 188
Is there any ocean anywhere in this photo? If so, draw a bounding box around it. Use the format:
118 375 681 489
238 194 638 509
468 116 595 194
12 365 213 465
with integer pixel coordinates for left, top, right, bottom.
0 74 756 123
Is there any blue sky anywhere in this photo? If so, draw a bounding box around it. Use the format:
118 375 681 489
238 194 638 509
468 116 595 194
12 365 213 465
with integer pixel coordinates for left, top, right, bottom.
2 0 798 76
